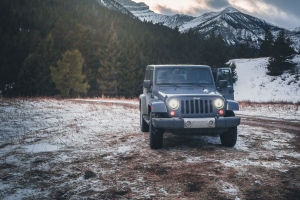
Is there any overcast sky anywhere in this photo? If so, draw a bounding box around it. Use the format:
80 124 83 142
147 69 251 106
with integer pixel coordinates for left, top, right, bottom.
132 0 300 30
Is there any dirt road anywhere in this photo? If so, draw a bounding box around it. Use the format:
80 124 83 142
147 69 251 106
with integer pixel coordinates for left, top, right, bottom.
240 114 300 132
0 99 299 199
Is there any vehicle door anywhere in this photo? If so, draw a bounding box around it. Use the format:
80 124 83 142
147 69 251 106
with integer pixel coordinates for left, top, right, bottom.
215 68 234 100
144 67 154 107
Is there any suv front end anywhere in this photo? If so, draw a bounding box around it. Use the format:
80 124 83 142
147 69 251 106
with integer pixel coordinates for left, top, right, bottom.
139 65 240 149
152 95 240 135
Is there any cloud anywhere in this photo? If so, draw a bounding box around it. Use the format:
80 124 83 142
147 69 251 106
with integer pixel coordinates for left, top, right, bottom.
153 5 179 16
262 0 300 19
227 0 300 28
228 0 283 16
152 0 227 16
136 0 300 28
154 4 212 16
204 0 230 9
259 0 300 28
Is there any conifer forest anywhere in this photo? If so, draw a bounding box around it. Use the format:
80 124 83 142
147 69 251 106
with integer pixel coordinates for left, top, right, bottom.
0 0 296 98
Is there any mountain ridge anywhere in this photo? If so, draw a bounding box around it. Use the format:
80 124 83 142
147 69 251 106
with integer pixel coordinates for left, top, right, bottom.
96 0 135 17
100 0 300 52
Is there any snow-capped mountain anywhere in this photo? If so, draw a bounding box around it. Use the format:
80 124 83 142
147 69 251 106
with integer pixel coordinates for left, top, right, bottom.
179 7 284 47
294 27 300 33
114 0 195 28
179 7 300 51
99 0 300 52
96 0 134 17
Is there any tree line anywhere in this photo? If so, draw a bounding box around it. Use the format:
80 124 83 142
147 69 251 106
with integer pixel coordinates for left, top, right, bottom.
0 0 297 97
0 0 237 97
259 29 297 76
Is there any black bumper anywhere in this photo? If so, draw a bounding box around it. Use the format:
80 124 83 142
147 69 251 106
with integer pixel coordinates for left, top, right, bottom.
152 117 240 129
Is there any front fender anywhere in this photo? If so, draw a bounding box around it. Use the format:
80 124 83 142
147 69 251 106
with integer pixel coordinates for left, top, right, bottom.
226 100 239 111
150 100 168 113
139 94 147 115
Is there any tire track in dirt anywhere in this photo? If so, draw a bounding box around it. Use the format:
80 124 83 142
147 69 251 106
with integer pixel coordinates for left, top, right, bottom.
238 114 300 132
71 99 300 132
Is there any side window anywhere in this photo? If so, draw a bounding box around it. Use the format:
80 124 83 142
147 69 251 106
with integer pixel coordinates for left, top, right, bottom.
219 69 232 85
145 68 149 80
149 69 153 83
144 67 153 82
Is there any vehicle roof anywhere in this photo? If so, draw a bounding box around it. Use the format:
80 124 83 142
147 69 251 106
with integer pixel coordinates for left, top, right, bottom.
147 64 210 68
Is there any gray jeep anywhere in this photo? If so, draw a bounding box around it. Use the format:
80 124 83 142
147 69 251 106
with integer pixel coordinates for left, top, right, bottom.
139 65 240 149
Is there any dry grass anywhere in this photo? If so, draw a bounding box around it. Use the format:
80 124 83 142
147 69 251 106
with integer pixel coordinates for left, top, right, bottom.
0 98 300 199
239 101 300 109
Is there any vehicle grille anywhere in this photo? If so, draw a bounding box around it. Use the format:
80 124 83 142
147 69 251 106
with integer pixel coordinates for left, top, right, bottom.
181 99 213 114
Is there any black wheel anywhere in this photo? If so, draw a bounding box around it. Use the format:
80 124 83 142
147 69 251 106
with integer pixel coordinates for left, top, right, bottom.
149 112 163 149
220 127 237 147
140 111 149 132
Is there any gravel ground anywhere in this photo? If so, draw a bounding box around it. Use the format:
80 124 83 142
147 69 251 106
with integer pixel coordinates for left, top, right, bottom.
0 98 300 199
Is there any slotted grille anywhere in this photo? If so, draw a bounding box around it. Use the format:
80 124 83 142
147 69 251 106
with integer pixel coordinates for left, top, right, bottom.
181 99 213 114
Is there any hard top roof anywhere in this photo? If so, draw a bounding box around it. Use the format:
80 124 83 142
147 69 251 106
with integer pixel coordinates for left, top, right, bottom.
147 64 210 68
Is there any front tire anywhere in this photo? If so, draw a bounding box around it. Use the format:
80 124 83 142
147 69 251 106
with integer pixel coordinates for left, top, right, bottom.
149 112 163 149
220 110 237 147
220 127 237 147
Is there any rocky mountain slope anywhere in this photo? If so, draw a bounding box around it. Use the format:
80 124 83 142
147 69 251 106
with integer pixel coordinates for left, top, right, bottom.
100 0 300 52
114 0 195 28
96 0 135 17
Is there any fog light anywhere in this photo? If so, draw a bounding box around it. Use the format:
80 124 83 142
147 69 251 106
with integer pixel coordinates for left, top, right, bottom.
170 111 176 116
208 120 214 127
185 121 192 127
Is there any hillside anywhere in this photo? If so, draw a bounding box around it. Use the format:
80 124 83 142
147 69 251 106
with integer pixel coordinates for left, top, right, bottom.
113 0 300 52
115 0 195 28
0 0 231 97
233 55 300 103
1 0 299 99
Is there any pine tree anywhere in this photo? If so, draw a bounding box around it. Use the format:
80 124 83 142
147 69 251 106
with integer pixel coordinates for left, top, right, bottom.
18 53 53 96
97 22 122 97
273 30 295 58
50 49 89 97
65 24 100 96
267 57 282 76
239 42 253 58
267 29 296 76
119 35 145 97
259 29 274 57
203 32 228 68
228 61 238 83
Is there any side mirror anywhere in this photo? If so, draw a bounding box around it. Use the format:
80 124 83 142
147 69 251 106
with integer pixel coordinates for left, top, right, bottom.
218 80 228 88
143 80 151 89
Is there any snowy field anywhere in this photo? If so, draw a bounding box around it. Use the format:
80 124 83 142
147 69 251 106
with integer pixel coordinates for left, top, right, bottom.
1 56 300 199
236 102 300 121
1 98 300 199
233 55 300 103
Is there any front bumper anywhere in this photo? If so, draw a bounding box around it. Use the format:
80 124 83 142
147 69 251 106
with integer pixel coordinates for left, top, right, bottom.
152 117 240 129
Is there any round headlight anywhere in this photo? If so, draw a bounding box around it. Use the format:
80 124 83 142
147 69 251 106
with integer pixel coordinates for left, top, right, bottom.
168 99 179 110
214 98 224 109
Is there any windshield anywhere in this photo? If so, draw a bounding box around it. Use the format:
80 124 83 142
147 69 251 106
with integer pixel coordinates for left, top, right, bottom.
155 67 213 85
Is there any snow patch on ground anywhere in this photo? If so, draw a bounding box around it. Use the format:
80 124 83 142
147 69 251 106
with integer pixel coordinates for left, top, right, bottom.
23 143 62 153
0 95 299 198
232 56 300 103
236 103 300 120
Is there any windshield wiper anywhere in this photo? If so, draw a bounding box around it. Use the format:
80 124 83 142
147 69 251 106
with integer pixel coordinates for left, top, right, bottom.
181 83 204 87
157 83 180 87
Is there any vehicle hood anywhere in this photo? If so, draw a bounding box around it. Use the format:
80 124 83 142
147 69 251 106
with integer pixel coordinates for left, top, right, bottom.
153 86 222 100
